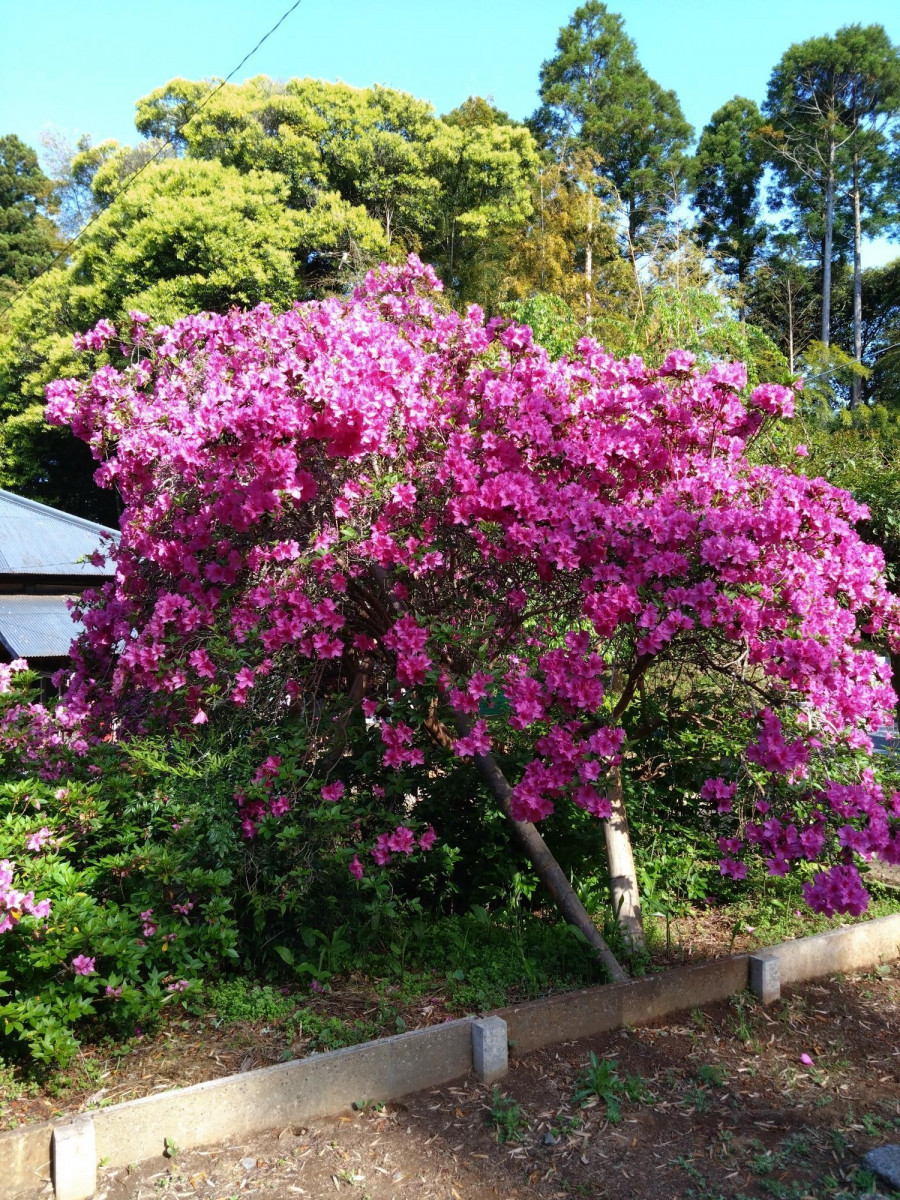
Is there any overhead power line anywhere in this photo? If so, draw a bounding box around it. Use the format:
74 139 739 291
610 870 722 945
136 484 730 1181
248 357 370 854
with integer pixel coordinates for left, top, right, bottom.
0 0 304 324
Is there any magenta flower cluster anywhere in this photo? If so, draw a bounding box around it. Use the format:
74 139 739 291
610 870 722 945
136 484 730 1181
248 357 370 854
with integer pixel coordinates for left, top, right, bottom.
0 859 51 933
233 754 292 838
37 255 900 917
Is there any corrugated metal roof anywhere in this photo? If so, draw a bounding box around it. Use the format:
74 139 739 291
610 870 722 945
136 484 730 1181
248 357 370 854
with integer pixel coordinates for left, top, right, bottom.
0 594 83 659
0 490 118 577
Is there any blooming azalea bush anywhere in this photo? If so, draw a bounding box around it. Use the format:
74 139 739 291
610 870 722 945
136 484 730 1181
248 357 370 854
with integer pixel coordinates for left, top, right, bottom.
32 255 900 927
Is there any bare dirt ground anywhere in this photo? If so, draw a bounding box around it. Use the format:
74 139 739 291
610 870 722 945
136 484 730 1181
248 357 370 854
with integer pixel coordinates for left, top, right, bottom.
25 964 900 1200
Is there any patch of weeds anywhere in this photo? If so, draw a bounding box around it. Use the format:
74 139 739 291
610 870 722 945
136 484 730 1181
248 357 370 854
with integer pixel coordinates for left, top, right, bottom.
779 1132 810 1160
750 1147 788 1177
847 1167 879 1194
572 1052 649 1119
675 1155 708 1187
549 1112 583 1139
287 1009 377 1052
860 1111 889 1137
759 1180 810 1199
729 993 756 1043
402 910 607 1010
0 1058 34 1105
207 978 296 1024
829 1129 850 1156
485 1088 528 1143
697 1063 726 1086
682 1084 714 1114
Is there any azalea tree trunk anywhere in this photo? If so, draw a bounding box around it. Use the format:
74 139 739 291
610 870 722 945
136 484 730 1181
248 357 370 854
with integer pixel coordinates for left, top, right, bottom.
603 764 645 950
449 716 627 983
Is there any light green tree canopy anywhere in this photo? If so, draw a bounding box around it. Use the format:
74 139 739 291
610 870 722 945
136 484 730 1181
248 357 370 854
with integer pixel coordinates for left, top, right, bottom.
0 156 356 514
134 77 540 305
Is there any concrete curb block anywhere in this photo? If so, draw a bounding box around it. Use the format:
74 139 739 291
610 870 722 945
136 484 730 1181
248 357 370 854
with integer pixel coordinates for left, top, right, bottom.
763 911 900 986
52 1114 95 1200
472 1016 509 1084
495 954 751 1055
749 953 781 1004
4 910 900 1198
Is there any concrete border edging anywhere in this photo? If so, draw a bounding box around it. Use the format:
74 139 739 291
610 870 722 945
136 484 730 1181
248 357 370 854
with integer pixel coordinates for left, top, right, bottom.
764 910 900 985
495 954 751 1054
92 1014 476 1170
2 910 899 1199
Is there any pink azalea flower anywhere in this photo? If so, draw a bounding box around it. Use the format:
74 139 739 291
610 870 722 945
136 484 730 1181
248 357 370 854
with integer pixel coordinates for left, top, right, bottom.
71 955 96 975
26 827 52 852
371 833 393 866
349 855 364 880
388 826 416 855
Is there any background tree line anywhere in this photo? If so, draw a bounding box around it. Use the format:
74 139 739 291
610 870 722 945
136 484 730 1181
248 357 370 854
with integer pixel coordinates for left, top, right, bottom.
1 1 899 525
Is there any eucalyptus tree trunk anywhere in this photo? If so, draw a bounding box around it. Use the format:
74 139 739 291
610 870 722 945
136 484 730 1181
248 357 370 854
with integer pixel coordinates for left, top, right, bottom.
786 278 795 375
603 765 645 950
821 145 836 347
585 189 594 332
851 154 863 408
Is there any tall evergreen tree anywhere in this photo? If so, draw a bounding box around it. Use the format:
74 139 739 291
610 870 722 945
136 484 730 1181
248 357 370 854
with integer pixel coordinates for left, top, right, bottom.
531 2 692 248
745 233 820 374
763 25 900 356
0 135 58 299
831 25 900 403
692 98 767 307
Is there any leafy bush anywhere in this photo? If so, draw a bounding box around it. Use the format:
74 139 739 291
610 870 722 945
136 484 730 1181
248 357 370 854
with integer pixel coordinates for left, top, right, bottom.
0 740 240 1066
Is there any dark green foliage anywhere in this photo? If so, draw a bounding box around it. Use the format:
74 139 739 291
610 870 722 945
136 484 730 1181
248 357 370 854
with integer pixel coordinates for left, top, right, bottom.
486 1089 529 1143
762 24 900 347
832 258 900 407
693 98 768 290
744 233 820 373
532 1 693 245
0 135 58 299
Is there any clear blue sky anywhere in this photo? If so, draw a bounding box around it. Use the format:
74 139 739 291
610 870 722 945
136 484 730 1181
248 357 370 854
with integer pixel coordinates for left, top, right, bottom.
3 0 899 262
